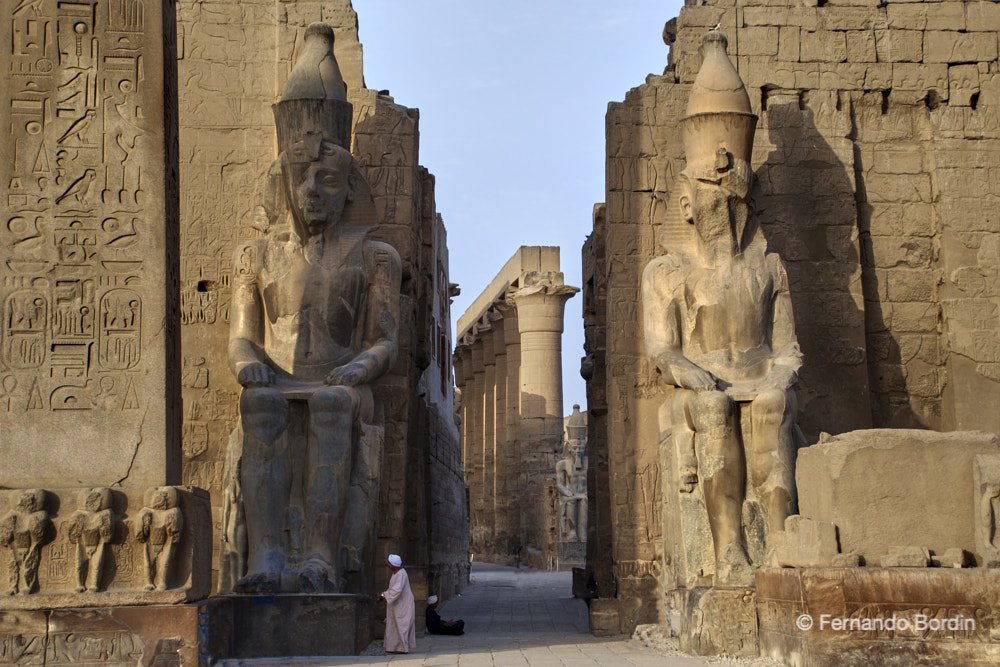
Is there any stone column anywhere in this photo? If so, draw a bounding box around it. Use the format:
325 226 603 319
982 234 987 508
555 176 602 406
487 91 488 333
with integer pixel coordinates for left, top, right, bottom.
479 323 497 558
490 307 511 561
511 280 578 563
469 334 486 555
458 344 474 470
502 305 523 553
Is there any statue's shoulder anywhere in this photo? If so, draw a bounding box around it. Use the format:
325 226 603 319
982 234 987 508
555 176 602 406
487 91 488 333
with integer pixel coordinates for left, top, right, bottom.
232 239 266 283
363 240 402 286
643 251 689 291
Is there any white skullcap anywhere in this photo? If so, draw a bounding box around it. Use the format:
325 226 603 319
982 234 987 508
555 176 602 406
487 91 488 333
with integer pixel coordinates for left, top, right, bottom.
427 595 439 604
387 554 402 567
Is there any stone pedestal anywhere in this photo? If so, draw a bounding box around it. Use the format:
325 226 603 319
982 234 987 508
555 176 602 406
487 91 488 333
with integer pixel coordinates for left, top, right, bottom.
757 568 1000 666
224 594 372 657
559 540 586 565
673 586 758 657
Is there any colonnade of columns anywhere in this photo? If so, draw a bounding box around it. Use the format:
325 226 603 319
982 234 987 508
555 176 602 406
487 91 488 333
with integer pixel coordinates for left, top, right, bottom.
454 276 577 565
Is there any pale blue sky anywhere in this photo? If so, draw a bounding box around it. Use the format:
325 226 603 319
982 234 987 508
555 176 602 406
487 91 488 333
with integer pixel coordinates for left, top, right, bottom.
356 1 683 413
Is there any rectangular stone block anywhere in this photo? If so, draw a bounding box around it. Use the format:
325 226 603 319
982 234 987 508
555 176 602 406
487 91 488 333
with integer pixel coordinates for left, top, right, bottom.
925 31 998 63
874 29 923 62
757 568 1000 667
800 30 848 63
796 430 1000 566
225 594 373 657
739 26 780 57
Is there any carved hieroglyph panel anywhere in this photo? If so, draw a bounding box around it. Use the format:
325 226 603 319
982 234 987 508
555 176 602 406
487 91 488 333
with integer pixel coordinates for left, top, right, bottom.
0 0 178 490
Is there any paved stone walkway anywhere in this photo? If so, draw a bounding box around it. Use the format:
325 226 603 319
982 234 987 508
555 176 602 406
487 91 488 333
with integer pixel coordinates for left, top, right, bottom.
220 563 777 666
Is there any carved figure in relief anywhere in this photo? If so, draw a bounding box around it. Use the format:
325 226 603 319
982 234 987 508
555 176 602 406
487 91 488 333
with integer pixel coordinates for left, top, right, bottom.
227 24 400 594
0 489 50 595
135 486 182 591
556 405 588 541
66 487 115 592
642 31 801 586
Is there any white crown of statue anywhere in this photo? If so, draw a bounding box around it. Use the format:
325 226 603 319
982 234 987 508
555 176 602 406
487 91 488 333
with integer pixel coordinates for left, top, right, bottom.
681 30 758 200
272 23 353 155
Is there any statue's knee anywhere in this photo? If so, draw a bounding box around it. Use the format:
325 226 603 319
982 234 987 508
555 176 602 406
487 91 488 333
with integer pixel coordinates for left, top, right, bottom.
240 387 287 416
692 390 733 429
309 386 358 418
752 388 788 424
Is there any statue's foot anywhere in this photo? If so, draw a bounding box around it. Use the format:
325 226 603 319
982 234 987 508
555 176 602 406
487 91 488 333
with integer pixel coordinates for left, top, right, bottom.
155 583 168 592
715 542 754 587
236 549 284 594
75 586 86 593
4 588 15 596
235 569 281 594
297 556 335 593
144 583 155 592
87 586 98 593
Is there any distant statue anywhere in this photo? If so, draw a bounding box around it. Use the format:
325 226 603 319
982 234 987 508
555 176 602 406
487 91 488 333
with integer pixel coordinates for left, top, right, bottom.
66 487 115 593
227 23 400 594
642 30 801 586
556 405 588 542
0 489 50 595
135 486 183 591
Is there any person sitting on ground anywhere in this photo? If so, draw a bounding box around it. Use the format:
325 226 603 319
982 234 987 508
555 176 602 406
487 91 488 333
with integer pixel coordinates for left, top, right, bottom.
425 595 465 635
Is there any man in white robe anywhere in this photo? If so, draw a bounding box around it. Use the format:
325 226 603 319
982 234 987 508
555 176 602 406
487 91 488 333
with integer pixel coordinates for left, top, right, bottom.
380 554 416 653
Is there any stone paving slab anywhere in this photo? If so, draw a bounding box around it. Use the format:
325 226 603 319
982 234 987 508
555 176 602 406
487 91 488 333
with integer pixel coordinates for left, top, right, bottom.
219 563 781 666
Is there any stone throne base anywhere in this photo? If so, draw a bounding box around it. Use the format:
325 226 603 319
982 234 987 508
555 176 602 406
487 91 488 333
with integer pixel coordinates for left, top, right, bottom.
757 568 1000 666
221 594 372 657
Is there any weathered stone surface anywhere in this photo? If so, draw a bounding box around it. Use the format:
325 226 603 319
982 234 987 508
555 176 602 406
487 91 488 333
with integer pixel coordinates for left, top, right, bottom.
880 546 932 568
774 515 841 568
758 568 1000 666
974 454 1000 568
225 594 372 657
675 587 758 658
797 430 1000 567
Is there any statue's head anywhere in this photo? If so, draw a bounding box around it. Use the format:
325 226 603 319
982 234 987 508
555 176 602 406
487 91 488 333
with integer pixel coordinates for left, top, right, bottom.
15 489 45 513
82 487 112 512
678 30 758 254
147 486 178 511
285 137 356 238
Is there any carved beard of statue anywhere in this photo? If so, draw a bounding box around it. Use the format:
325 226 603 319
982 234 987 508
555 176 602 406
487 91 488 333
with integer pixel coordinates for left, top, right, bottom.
680 179 753 260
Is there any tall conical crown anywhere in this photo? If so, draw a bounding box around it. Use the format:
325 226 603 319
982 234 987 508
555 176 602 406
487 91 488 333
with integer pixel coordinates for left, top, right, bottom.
272 23 353 154
566 405 587 442
681 30 757 199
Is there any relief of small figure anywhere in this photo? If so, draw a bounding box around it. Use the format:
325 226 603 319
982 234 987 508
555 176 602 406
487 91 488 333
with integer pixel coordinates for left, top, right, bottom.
66 487 115 593
135 486 183 591
0 489 51 595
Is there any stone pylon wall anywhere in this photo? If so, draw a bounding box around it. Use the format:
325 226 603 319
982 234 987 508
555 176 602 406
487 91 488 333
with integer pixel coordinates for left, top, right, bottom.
175 0 467 599
585 0 1000 630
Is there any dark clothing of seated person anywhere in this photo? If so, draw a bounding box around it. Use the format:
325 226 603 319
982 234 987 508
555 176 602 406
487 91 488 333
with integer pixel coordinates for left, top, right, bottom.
425 596 464 635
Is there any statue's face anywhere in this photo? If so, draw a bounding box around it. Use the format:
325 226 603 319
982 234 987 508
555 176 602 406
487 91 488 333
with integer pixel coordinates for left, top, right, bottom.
682 181 749 254
296 158 353 236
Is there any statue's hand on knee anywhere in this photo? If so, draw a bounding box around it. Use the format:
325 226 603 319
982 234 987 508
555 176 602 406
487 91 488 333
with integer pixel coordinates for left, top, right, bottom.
671 361 717 393
325 362 367 387
237 362 275 387
679 468 698 493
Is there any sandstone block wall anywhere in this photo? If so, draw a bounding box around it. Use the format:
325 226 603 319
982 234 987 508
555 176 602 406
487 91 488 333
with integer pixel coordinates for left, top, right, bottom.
585 0 1000 629
175 0 467 598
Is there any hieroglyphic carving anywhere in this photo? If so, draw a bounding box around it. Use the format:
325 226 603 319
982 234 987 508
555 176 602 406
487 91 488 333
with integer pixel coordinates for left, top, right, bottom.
2 0 156 425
